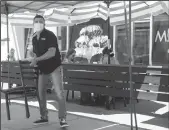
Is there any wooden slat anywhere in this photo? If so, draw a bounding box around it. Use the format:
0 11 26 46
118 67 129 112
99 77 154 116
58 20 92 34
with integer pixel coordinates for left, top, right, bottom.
133 84 169 93
64 84 130 97
63 64 169 73
131 66 169 73
63 70 111 80
22 73 37 77
1 77 21 84
1 72 21 78
63 63 109 71
22 79 37 86
1 61 19 66
63 78 111 86
20 66 36 69
135 91 169 102
63 78 169 93
1 66 20 72
110 73 169 85
22 69 37 73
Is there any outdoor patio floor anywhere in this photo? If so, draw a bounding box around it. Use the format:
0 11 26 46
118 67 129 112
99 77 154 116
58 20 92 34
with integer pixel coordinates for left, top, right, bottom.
1 89 169 130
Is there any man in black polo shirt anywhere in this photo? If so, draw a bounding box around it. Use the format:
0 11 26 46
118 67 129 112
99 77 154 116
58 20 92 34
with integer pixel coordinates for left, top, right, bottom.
26 15 68 128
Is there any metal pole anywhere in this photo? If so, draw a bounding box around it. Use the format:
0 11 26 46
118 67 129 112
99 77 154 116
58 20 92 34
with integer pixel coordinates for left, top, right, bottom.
5 4 10 60
105 0 111 64
66 26 70 51
149 14 153 66
113 25 116 56
5 3 11 89
129 2 138 130
123 1 133 130
128 2 134 130
131 22 138 130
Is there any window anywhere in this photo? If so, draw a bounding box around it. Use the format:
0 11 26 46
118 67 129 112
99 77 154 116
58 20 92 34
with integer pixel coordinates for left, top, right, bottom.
116 22 150 65
134 22 150 65
116 24 129 64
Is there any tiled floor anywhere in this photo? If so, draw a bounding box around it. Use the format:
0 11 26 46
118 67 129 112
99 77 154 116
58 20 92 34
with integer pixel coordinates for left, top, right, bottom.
1 89 169 130
1 103 147 130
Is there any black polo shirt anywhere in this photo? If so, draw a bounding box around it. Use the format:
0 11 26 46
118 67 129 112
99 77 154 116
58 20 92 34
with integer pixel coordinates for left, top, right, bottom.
32 28 61 74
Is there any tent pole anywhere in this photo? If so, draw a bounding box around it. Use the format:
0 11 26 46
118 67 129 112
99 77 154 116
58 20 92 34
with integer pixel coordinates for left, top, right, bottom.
105 0 111 64
66 26 70 51
5 4 10 59
5 3 11 90
128 2 134 130
113 25 116 56
149 14 153 66
128 2 138 130
123 2 132 128
131 21 138 130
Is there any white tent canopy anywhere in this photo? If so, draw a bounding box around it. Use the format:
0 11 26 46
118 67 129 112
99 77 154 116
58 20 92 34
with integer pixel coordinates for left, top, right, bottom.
59 1 169 25
1 1 88 14
1 1 169 27
1 11 73 27
1 1 89 27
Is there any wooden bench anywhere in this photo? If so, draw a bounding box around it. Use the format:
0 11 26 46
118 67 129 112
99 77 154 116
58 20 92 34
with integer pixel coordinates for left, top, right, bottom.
62 63 169 108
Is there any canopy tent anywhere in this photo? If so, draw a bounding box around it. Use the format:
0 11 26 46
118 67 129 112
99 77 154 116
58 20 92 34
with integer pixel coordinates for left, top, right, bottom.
47 1 169 26
0 1 89 14
0 1 99 27
1 11 74 27
2 1 169 27
1 1 169 129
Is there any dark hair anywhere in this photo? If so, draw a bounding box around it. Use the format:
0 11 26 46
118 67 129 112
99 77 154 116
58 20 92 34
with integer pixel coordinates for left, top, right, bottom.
66 49 76 58
102 47 114 57
33 14 45 21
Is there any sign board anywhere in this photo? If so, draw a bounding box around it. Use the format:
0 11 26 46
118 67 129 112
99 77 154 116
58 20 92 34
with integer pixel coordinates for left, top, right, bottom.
152 14 169 65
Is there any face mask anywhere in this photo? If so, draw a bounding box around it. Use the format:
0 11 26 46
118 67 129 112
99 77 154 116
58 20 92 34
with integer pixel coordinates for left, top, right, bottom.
34 23 44 32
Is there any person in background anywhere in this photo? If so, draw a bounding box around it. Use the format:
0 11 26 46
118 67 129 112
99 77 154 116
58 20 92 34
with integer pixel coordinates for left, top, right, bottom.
99 47 119 109
63 49 76 63
8 48 16 61
7 48 17 88
100 47 119 65
25 15 68 128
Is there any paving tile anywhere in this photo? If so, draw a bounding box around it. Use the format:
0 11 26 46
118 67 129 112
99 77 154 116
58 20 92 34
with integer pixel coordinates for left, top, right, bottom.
1 103 79 130
30 117 116 130
2 127 12 130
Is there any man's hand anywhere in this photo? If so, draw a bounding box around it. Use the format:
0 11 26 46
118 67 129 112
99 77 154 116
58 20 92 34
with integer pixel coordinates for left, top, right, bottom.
30 57 37 67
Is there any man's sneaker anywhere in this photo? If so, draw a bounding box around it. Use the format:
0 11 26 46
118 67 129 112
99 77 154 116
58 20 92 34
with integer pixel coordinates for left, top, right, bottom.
33 117 48 125
60 119 69 128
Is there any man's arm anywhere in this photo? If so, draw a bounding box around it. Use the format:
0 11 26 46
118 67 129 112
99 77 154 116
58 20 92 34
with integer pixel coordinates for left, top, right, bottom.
27 46 35 58
24 45 36 61
35 47 56 62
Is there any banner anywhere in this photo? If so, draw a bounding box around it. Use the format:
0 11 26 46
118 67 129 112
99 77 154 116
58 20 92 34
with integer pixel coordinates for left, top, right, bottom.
69 18 113 63
152 14 169 65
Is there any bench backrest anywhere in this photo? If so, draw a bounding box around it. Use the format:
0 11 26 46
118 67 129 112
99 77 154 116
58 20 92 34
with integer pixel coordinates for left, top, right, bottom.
62 63 169 102
19 60 38 87
1 61 22 85
1 61 52 89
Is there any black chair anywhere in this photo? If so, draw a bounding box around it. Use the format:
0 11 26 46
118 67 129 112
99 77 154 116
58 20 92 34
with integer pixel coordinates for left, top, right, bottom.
1 61 39 120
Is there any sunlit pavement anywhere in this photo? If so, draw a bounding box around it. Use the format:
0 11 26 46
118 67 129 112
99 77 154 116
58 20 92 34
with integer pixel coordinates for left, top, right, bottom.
1 90 169 130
